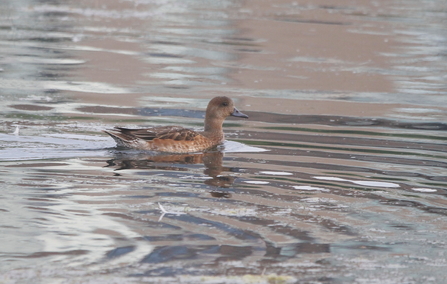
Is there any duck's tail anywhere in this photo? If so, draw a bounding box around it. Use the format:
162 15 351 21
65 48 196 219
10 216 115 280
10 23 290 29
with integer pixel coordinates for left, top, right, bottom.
103 128 137 148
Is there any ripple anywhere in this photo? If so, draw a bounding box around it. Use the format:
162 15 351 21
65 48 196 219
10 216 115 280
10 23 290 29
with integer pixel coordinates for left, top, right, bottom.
314 176 400 188
412 188 437 193
259 171 293 176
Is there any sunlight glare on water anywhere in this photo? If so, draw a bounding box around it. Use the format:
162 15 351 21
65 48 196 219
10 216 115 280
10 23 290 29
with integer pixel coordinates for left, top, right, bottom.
1 0 447 283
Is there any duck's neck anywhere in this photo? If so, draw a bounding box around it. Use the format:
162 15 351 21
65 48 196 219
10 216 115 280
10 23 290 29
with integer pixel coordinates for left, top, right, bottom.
203 117 224 141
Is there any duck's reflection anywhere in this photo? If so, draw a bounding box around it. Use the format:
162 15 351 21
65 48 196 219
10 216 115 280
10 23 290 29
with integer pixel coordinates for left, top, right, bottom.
105 151 235 198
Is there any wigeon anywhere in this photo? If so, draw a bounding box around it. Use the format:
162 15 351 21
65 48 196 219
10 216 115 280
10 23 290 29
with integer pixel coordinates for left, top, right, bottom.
103 96 248 153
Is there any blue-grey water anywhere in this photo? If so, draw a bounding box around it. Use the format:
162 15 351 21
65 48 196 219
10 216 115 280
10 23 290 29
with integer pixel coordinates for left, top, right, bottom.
1 0 447 283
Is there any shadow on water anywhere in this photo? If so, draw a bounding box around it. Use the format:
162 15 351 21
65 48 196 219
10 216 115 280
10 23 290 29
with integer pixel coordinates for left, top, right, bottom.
106 150 236 198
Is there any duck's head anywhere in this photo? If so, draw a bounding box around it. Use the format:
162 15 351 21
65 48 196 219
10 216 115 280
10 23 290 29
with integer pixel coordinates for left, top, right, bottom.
206 96 249 120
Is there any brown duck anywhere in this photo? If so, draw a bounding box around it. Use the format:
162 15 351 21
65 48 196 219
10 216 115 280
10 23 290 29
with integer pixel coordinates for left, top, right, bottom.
103 96 248 153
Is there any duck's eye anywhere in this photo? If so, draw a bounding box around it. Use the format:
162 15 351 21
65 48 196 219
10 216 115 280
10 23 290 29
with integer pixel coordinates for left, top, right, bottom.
221 102 229 107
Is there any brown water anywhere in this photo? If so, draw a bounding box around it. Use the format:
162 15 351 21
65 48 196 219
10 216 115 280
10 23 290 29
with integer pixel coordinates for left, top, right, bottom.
1 0 447 283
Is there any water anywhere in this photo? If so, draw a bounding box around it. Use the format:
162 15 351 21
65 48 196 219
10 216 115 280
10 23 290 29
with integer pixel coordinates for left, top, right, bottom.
1 0 447 283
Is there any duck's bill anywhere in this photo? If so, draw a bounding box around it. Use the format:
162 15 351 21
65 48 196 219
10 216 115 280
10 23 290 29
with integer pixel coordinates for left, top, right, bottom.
231 107 249 118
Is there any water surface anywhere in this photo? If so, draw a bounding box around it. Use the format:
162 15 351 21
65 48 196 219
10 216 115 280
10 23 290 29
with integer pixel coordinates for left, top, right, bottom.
1 0 447 283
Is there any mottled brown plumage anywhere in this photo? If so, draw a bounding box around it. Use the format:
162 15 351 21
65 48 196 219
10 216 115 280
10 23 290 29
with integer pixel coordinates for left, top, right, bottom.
103 96 248 153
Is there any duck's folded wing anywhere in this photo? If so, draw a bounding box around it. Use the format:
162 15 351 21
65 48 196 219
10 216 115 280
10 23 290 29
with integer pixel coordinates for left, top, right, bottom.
113 126 200 141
